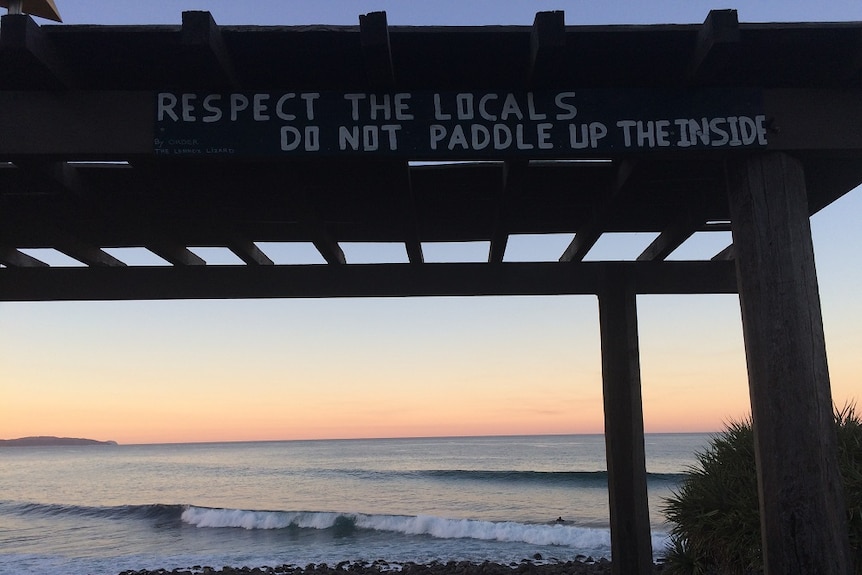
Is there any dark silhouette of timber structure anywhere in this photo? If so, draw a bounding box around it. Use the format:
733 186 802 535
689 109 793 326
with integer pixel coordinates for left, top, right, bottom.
1 9 860 574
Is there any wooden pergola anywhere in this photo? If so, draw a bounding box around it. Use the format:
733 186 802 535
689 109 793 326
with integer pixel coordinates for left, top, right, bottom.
1 9 860 574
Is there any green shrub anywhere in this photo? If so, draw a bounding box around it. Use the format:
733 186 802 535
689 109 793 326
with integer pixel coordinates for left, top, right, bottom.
662 405 862 575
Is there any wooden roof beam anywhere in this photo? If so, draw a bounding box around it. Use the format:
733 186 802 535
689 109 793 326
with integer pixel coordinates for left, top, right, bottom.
528 11 565 86
488 160 526 263
360 11 395 91
3 162 122 267
0 261 739 302
7 163 185 273
43 227 126 267
145 239 206 266
845 29 862 85
306 225 346 265
712 244 735 261
11 161 135 267
0 13 71 88
389 162 423 264
181 11 239 89
560 159 638 262
636 214 701 261
121 159 236 266
274 162 347 265
559 218 602 263
687 9 739 85
0 246 48 267
14 160 85 196
292 188 346 265
225 233 274 266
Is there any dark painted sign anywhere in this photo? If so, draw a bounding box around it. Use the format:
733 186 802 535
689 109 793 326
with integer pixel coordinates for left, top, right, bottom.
154 89 767 157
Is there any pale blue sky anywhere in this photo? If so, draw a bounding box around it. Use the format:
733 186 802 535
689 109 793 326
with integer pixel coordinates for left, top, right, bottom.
50 1 862 26
1 0 860 443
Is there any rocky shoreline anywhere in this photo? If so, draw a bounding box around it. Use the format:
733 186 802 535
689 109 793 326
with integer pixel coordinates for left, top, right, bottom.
118 558 665 575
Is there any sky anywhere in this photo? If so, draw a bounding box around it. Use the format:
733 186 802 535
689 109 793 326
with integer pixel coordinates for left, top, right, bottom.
1 0 861 444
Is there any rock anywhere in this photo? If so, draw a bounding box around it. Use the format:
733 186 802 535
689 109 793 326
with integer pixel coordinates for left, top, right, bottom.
114 558 667 575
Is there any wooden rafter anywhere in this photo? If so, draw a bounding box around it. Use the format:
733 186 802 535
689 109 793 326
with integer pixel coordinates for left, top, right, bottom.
0 260 739 301
360 11 395 91
224 232 274 266
712 244 735 260
145 239 206 266
0 246 48 267
291 185 346 266
488 161 526 263
636 213 702 261
560 160 638 262
43 227 126 267
528 11 565 86
14 160 85 196
845 28 862 84
181 11 239 89
687 9 740 85
0 13 70 88
389 162 423 264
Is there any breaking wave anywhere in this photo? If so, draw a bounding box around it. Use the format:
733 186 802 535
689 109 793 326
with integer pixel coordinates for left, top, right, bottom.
180 505 670 550
0 500 670 558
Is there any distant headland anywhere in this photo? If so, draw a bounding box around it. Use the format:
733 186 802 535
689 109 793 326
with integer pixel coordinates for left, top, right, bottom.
0 436 118 447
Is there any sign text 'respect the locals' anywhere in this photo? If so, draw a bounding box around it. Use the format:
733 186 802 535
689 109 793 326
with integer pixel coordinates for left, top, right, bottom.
154 90 768 157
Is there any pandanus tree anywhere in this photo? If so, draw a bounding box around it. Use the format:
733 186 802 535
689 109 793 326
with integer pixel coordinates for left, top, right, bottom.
662 405 862 575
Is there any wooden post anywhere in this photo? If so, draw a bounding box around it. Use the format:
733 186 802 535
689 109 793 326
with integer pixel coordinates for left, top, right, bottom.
598 276 654 575
726 152 852 575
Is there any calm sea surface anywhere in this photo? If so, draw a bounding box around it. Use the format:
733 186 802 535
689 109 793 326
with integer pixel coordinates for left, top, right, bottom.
0 434 710 575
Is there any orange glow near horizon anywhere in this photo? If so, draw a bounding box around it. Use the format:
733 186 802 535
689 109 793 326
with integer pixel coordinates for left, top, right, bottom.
0 293 764 445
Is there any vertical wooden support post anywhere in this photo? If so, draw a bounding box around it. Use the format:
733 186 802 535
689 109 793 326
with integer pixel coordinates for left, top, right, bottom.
727 152 852 575
598 276 653 575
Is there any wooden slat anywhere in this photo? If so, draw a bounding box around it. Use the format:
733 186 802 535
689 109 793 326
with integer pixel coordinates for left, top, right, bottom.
225 234 273 266
181 11 239 89
293 188 346 265
559 214 602 263
687 9 739 84
145 240 206 266
310 235 346 265
0 260 738 301
47 228 126 267
360 11 395 91
14 160 87 197
0 246 48 267
0 14 71 88
528 11 565 86
636 214 700 261
845 29 862 84
560 160 638 262
488 160 525 263
392 162 424 264
712 244 734 260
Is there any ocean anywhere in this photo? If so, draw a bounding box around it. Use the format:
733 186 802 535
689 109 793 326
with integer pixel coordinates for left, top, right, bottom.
0 433 710 575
